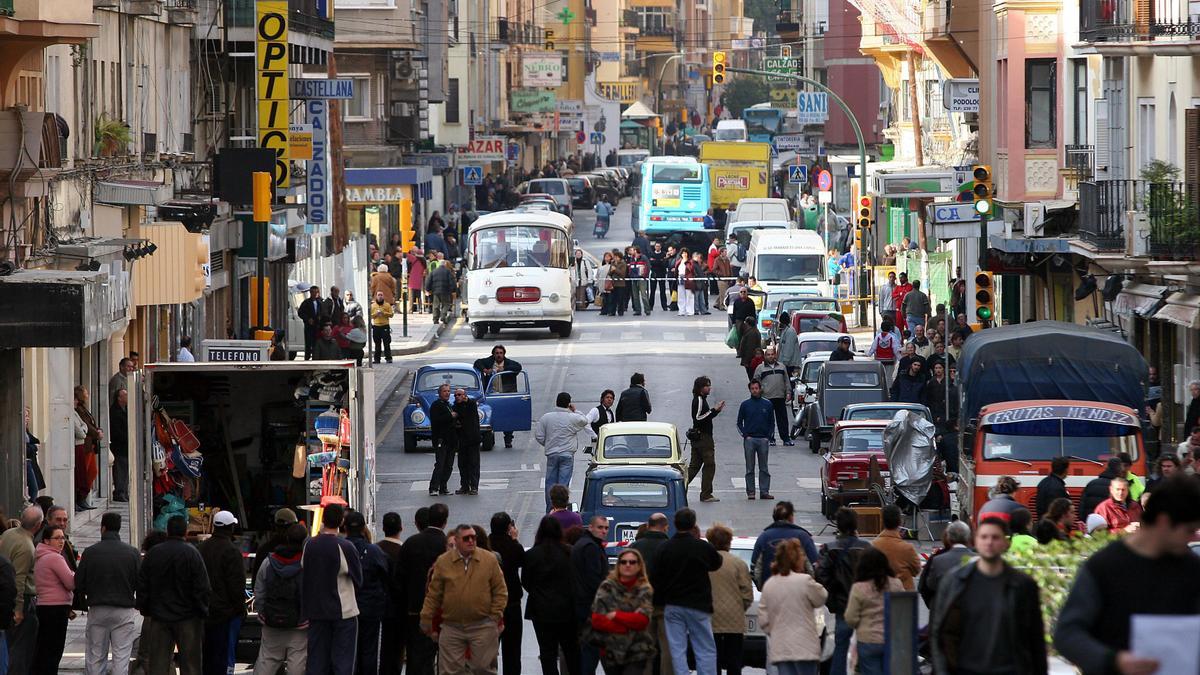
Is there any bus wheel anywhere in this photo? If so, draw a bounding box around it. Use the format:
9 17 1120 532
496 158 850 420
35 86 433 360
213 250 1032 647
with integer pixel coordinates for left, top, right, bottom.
471 323 487 339
555 322 572 338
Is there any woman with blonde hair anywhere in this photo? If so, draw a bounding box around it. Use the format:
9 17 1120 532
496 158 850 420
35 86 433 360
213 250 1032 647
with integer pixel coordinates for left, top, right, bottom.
589 548 656 675
758 539 828 675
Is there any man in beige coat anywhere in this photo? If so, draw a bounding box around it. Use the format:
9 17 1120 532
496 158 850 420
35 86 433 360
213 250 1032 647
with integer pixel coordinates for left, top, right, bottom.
706 524 753 675
421 523 508 675
370 263 398 305
870 505 922 591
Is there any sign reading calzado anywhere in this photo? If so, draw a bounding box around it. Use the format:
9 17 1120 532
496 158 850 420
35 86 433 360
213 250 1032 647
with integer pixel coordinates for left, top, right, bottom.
256 0 290 188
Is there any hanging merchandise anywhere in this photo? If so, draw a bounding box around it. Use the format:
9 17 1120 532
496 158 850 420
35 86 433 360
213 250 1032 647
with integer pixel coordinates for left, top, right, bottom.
338 408 352 447
315 406 341 444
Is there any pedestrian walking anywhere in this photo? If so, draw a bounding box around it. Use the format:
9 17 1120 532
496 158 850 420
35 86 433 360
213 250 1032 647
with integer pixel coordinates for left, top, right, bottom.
1055 476 1200 675
137 516 211 675
522 517 580 675
344 512 390 675
572 517 611 675
750 501 817 588
890 273 913 333
901 279 930 330
815 508 871 675
588 549 656 675
399 504 450 675
198 512 246 675
585 390 616 439
427 261 457 325
865 320 900 368
890 358 925 404
597 252 614 316
0 506 41 675
705 525 752 675
688 377 725 503
370 265 397 306
407 249 427 312
627 248 651 316
711 248 732 311
844 548 903 675
916 520 973 609
488 514 525 675
302 505 362 675
875 272 897 325
753 347 793 446
931 518 1047 675
776 313 800 373
428 384 457 497
76 512 139 675
692 252 711 315
609 251 629 317
730 287 756 329
251 523 309 675
535 393 594 510
32 525 73 675
676 251 695 317
1035 457 1070 520
547 486 583 532
572 250 592 311
736 380 775 501
737 319 762 381
615 374 652 422
453 388 483 494
758 539 827 675
651 509 722 675
422 524 508 675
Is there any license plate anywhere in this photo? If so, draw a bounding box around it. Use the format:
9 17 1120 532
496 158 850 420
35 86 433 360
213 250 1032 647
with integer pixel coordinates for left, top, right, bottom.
618 528 638 542
745 615 758 633
505 308 530 316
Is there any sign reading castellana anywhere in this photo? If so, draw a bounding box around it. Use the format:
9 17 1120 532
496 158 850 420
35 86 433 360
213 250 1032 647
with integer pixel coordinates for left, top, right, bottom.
256 0 290 188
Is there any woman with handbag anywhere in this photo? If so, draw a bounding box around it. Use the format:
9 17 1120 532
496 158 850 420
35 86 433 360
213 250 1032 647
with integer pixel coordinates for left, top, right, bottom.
72 386 102 512
687 376 724 503
587 549 655 675
608 250 629 317
676 248 695 317
758 539 828 675
597 252 615 316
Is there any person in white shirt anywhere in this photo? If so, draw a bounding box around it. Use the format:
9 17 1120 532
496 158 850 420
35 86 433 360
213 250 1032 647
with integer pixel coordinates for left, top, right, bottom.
176 336 196 362
535 392 595 510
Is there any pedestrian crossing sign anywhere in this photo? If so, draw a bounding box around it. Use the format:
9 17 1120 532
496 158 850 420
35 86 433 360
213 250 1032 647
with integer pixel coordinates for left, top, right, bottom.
463 166 483 186
788 165 807 184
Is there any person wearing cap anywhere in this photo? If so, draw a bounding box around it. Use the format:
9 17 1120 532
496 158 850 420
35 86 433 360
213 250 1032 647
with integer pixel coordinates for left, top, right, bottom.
298 285 324 360
829 335 855 361
371 263 397 306
253 508 299 581
199 510 247 675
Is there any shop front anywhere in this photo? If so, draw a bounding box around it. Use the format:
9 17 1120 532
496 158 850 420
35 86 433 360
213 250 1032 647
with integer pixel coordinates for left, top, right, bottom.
344 167 434 253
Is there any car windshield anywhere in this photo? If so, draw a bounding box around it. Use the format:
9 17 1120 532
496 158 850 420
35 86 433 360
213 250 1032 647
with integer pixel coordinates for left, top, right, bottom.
756 254 823 282
799 340 840 357
471 225 570 269
796 316 843 333
652 165 703 183
982 420 1140 461
531 180 566 195
600 481 669 508
801 361 825 382
837 429 885 453
783 298 841 313
568 179 586 193
714 128 746 141
417 370 480 391
847 407 928 421
827 370 881 387
619 152 649 166
602 434 674 460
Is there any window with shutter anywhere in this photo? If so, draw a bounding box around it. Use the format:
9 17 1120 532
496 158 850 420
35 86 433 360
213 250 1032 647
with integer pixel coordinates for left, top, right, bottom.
1186 108 1200 191
1095 98 1109 180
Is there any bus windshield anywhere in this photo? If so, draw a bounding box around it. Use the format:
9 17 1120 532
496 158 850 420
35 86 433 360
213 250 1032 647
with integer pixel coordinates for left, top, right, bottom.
755 254 823 282
652 165 703 183
471 225 570 270
981 419 1140 462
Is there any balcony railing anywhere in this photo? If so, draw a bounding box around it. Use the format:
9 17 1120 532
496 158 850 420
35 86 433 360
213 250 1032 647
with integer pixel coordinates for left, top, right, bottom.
1064 144 1095 181
1080 0 1200 42
777 10 800 30
637 25 677 37
1079 179 1200 259
225 0 332 39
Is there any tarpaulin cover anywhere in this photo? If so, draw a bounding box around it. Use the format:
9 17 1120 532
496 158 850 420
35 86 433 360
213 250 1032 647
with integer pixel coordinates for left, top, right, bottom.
958 321 1148 420
882 410 937 504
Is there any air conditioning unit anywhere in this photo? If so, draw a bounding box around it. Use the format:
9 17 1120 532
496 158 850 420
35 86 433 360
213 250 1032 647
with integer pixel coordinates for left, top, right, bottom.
1125 211 1150 257
394 53 415 80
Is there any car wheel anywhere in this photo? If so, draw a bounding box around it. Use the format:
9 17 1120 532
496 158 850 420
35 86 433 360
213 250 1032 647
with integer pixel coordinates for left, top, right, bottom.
482 432 495 452
489 324 501 335
404 431 419 453
556 322 572 338
471 323 487 339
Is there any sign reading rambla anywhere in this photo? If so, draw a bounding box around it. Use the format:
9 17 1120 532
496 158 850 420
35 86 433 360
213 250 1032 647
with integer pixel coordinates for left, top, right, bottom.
345 186 409 203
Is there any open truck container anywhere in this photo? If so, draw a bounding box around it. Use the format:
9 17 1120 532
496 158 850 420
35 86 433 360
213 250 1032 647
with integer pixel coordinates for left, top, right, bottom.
129 361 375 546
955 321 1147 520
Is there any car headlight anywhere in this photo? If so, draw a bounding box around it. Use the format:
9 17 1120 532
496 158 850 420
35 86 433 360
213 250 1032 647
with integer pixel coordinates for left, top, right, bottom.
411 410 427 425
478 409 486 421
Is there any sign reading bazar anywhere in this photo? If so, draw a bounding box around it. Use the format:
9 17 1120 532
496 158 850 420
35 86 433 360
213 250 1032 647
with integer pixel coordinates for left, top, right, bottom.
256 0 289 188
456 136 508 162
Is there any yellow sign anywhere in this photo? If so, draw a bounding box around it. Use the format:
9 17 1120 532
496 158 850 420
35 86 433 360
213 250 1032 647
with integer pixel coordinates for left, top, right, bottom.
256 0 290 188
289 124 313 160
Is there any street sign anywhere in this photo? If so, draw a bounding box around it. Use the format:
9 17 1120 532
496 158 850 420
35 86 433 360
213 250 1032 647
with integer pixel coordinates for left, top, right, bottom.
462 166 483 186
289 79 355 100
458 136 507 162
943 79 980 113
590 131 605 145
818 190 833 204
927 202 978 225
796 93 829 125
816 170 833 192
763 56 799 83
788 165 808 184
506 142 521 162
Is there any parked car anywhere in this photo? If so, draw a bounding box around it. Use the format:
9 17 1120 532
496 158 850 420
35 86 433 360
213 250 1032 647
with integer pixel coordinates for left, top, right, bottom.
567 176 597 209
588 422 684 474
791 351 833 437
804 360 889 452
795 332 856 363
519 179 573 217
760 295 849 341
840 402 932 424
514 200 557 213
578 465 687 544
820 420 891 517
403 363 532 453
583 172 621 205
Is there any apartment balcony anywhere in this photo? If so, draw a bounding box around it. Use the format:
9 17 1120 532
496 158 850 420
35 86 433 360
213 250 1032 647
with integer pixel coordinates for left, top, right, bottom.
1062 144 1095 186
921 0 973 77
225 0 333 47
165 0 197 25
776 9 800 36
634 27 677 53
1079 0 1200 54
0 1 98 108
1079 180 1200 260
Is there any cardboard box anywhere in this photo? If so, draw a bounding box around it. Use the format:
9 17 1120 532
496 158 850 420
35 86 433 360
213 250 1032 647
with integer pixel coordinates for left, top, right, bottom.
852 506 883 536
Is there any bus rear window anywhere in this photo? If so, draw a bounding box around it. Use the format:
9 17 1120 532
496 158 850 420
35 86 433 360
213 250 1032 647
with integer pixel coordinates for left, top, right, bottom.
827 371 880 387
652 165 703 183
982 419 1139 461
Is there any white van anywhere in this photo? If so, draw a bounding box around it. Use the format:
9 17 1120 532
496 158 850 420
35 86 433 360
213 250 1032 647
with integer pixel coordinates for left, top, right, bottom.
729 197 792 224
746 229 829 296
714 120 748 142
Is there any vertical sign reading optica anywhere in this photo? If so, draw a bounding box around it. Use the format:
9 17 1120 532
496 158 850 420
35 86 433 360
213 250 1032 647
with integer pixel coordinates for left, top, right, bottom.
306 100 330 231
256 0 290 188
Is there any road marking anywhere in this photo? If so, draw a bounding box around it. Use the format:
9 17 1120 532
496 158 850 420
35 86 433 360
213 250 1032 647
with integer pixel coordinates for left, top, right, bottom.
706 333 726 342
377 466 541 480
662 332 685 341
620 331 641 341
408 478 511 491
731 477 821 490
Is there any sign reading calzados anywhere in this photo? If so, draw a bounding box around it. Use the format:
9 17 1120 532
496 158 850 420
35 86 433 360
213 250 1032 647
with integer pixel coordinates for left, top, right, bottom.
457 136 508 162
522 53 564 88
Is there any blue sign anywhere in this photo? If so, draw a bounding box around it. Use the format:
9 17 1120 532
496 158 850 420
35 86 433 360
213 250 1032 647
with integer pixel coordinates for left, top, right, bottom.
462 166 483 186
305 100 330 232
506 142 521 162
290 79 355 100
930 202 978 224
788 165 807 184
796 92 829 125
590 132 605 145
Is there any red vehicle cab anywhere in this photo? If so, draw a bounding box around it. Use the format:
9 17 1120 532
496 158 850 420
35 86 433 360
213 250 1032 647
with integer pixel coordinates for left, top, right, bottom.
959 400 1145 521
820 420 890 518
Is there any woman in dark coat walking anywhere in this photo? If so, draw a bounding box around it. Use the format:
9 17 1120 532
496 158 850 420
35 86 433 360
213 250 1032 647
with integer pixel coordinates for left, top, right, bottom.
737 317 763 381
489 512 526 675
522 516 581 675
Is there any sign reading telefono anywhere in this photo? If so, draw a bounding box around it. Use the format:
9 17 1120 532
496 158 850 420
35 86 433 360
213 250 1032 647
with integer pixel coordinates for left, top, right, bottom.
942 79 980 113
522 53 564 88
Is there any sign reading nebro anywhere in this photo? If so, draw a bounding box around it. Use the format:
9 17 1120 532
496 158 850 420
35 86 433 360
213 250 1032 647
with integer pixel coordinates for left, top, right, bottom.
522 53 564 88
942 78 980 113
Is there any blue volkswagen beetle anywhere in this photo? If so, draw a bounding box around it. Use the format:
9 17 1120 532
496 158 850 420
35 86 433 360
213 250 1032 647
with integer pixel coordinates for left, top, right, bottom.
403 363 532 453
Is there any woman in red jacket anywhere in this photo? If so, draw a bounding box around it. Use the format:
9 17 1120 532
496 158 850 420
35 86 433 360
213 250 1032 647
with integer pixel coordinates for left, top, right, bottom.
589 549 656 675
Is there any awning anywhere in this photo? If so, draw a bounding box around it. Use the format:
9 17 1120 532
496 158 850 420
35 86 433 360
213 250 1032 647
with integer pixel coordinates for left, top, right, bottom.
1153 292 1200 329
622 101 659 119
987 235 1071 253
1112 282 1169 317
95 180 172 206
344 166 434 200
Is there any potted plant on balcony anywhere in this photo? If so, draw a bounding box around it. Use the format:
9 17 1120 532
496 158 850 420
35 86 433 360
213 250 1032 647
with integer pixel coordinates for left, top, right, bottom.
1141 160 1199 258
93 114 131 157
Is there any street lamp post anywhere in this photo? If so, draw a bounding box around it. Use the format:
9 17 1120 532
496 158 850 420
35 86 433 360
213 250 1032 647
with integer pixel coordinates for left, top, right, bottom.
656 53 685 153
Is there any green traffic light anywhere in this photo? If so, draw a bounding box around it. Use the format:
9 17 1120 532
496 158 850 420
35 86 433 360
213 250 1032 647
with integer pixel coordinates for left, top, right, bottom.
976 306 993 320
974 199 991 215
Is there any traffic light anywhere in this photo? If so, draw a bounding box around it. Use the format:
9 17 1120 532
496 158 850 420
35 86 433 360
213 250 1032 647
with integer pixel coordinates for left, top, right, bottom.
712 51 726 85
857 195 874 229
973 270 995 325
854 228 863 250
252 171 272 222
399 198 415 253
972 165 993 216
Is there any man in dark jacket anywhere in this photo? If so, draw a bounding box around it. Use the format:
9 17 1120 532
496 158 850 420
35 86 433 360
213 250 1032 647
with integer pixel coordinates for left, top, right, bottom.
427 384 456 497
426 262 457 325
198 511 246 675
76 512 140 675
474 345 523 447
109 389 129 501
629 513 669 576
815 508 872 675
751 501 818 588
572 516 610 675
648 242 669 310
931 518 1047 675
138 516 211 675
346 511 391 675
452 388 482 495
488 513 525 675
1080 457 1125 518
650 509 723 675
1035 457 1071 519
252 524 308 675
298 285 324 360
730 287 756 327
377 512 405 675
302 504 363 675
399 503 449 675
916 520 973 610
891 358 926 404
615 373 652 422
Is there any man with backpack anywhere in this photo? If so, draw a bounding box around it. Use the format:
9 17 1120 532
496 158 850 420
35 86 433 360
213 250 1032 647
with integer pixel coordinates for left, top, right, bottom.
815 508 872 675
252 523 308 675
